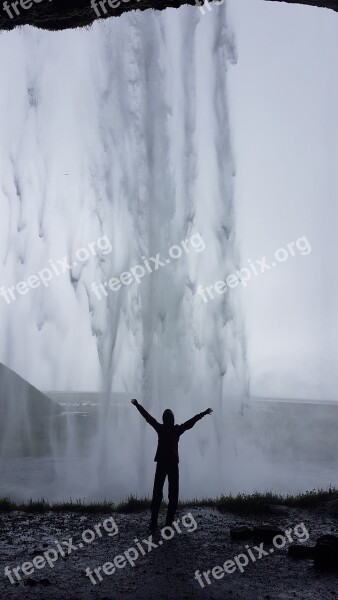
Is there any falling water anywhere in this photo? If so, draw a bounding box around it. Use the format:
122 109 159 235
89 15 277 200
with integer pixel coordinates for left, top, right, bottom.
0 4 249 501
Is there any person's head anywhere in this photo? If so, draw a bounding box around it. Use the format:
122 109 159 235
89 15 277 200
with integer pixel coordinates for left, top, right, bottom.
162 408 175 426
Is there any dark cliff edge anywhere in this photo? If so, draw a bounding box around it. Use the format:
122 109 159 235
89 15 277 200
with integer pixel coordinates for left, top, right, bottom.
0 0 337 33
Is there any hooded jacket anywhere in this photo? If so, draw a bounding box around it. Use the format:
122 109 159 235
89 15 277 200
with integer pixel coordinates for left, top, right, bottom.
135 403 207 463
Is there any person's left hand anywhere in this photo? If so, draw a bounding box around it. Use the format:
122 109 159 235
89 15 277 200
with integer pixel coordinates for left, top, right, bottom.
205 408 213 415
131 399 138 406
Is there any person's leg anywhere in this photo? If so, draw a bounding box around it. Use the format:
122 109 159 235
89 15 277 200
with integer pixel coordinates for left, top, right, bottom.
150 462 167 528
166 461 179 526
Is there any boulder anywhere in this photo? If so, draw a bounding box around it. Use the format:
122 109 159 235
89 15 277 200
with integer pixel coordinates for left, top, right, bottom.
314 535 338 570
253 525 284 543
288 543 315 559
230 526 253 541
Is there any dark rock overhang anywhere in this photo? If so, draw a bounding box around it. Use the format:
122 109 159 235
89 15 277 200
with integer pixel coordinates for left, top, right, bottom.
0 0 337 32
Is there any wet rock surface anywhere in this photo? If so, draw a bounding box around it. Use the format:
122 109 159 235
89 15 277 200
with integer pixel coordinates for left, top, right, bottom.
230 525 252 541
0 505 338 599
288 543 315 559
253 525 285 542
314 534 338 570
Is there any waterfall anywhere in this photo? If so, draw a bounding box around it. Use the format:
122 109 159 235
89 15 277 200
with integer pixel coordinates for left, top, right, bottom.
0 4 249 500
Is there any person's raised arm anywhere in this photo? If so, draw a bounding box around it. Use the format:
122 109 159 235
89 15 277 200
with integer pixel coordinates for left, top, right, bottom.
131 399 161 432
178 408 213 435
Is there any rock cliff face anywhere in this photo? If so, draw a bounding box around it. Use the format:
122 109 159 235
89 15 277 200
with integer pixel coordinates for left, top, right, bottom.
0 363 60 457
0 0 337 32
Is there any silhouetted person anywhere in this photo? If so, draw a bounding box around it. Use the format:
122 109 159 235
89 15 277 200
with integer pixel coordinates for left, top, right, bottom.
131 399 213 531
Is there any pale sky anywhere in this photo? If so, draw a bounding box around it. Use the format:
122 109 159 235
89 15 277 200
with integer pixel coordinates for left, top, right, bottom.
227 0 338 399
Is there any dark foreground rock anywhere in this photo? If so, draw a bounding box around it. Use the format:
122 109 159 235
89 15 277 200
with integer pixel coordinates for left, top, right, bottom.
253 525 285 542
288 543 315 559
314 534 338 570
230 525 252 541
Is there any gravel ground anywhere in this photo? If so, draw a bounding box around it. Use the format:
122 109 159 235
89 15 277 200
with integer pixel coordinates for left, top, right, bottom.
1 504 338 600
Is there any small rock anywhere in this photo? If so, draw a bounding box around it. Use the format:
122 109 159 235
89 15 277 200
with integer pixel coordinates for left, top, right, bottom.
314 534 338 570
28 547 44 556
288 543 315 559
230 525 252 541
25 577 39 586
253 525 284 543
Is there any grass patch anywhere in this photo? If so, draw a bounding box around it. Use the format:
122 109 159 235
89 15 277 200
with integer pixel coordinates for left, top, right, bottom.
1 488 337 515
178 487 338 514
176 492 283 514
284 487 338 508
115 495 155 513
0 497 115 514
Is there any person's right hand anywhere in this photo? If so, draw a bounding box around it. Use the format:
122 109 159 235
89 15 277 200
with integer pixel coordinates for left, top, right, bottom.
205 408 213 415
131 399 138 406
